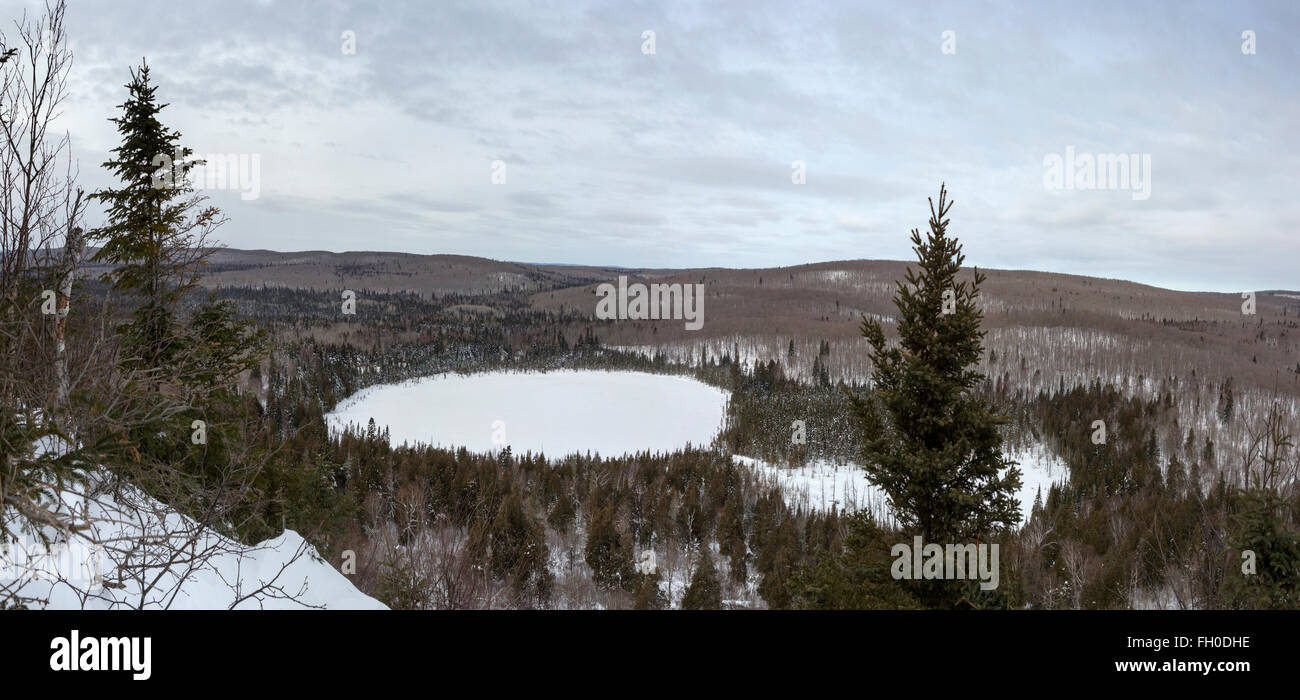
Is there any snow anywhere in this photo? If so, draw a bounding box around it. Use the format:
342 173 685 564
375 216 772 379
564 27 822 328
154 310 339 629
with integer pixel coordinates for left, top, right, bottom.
1006 444 1069 522
734 442 1068 526
325 370 731 457
2 472 384 610
735 455 891 521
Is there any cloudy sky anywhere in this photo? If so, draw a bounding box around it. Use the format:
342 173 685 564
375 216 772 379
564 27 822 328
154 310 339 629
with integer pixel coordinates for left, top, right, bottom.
11 0 1299 291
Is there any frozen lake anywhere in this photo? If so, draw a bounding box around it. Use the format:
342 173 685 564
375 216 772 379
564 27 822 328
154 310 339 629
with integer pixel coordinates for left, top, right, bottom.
327 368 1062 525
325 369 731 457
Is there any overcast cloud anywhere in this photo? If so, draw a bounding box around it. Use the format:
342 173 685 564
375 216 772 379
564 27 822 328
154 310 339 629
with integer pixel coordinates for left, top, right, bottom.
10 0 1298 291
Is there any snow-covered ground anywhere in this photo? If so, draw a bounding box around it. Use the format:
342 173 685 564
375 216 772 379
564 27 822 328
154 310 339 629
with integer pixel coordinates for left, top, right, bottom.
1006 444 1069 522
735 456 891 520
734 442 1068 526
2 469 384 610
326 370 731 457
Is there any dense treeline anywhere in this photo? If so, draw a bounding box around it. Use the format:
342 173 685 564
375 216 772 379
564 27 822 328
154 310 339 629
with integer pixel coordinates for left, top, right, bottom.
721 356 862 465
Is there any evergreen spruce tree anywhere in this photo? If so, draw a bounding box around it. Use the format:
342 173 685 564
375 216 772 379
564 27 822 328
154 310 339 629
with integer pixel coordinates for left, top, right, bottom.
489 490 553 602
1226 488 1300 609
786 512 922 610
1223 404 1300 609
584 504 635 590
89 61 269 533
1217 377 1235 424
718 498 748 584
850 184 1022 544
680 548 723 610
179 297 267 482
632 570 668 610
90 60 224 371
1166 454 1186 495
755 518 798 608
547 490 577 533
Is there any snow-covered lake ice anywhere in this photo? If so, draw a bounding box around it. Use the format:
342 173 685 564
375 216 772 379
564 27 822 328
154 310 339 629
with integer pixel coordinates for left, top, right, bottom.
325 370 731 457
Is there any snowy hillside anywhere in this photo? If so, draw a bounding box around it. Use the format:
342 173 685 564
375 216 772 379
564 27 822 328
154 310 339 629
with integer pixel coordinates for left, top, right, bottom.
2 472 384 610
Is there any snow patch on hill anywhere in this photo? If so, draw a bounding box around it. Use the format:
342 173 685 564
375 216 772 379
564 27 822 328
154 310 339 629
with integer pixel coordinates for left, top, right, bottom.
2 474 384 610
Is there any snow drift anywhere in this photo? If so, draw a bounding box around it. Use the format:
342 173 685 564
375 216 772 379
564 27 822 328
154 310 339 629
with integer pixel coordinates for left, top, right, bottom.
2 472 384 610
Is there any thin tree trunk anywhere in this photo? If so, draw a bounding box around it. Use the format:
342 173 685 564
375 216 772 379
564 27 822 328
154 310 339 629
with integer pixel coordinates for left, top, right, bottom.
54 224 84 407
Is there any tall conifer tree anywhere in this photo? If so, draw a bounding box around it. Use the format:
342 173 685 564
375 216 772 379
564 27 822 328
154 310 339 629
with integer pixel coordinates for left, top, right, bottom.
91 60 222 370
89 61 266 510
851 184 1021 543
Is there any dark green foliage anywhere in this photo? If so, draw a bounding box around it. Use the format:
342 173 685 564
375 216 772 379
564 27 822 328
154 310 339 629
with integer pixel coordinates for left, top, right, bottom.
489 490 554 601
850 185 1021 542
754 513 799 608
787 512 920 609
184 298 267 395
718 497 748 584
632 571 668 610
84 63 273 537
89 61 222 371
1224 488 1300 609
1222 407 1299 609
547 489 577 533
376 549 432 610
680 548 723 609
721 360 859 465
175 298 268 489
585 503 636 590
